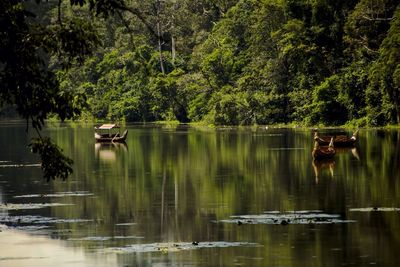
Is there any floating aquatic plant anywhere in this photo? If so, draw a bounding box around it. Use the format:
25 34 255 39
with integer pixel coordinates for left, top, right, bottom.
217 211 355 225
0 163 41 168
115 223 137 226
102 241 258 254
0 203 73 210
68 236 144 241
0 215 92 224
13 191 94 198
15 225 52 231
349 207 400 212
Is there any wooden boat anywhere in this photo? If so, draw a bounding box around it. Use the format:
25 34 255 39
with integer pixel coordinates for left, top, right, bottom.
312 138 335 160
94 124 128 143
314 129 358 147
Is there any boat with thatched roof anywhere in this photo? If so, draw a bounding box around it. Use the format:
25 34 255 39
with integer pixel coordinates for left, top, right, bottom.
94 124 128 143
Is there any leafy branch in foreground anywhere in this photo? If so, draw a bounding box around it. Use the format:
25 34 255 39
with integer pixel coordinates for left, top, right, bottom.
1 0 99 181
29 137 73 182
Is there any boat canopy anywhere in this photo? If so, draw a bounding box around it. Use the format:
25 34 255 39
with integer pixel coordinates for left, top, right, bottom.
97 124 119 130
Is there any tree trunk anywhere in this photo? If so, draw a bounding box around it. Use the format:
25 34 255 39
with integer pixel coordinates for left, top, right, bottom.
393 87 400 124
156 0 165 75
171 34 176 66
57 0 62 25
157 22 165 74
171 9 176 66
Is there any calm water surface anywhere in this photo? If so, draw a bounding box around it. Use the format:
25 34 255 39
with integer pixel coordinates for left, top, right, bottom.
0 123 400 266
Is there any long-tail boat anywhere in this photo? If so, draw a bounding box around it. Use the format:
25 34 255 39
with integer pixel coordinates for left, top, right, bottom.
314 129 358 147
312 138 335 160
94 124 128 143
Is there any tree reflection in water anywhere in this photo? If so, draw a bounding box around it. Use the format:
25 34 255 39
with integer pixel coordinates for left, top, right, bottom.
1 125 400 267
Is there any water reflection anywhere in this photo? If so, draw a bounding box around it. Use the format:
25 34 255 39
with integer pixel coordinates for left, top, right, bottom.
335 146 360 160
350 147 360 160
312 159 335 183
1 125 400 266
311 146 361 182
0 227 117 267
95 142 128 162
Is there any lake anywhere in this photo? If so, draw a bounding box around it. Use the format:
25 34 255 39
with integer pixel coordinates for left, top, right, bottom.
1 123 400 266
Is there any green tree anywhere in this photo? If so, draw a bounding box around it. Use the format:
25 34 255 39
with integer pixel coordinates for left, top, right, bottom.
367 7 400 124
0 0 124 180
308 75 349 125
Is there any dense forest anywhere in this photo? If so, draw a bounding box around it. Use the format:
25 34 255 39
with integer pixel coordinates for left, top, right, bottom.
2 0 400 127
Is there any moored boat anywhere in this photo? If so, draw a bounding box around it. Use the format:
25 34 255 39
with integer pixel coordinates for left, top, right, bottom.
312 138 335 160
94 124 128 143
314 129 358 147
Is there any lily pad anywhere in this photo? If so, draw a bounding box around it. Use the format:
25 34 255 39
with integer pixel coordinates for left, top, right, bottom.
0 163 41 168
0 203 73 210
14 225 52 231
281 210 324 214
103 241 258 254
349 207 400 212
217 211 355 225
115 223 137 226
0 215 93 224
68 236 144 241
13 191 94 198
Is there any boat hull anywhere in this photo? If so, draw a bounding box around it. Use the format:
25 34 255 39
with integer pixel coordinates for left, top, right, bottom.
316 137 356 147
95 137 127 143
95 130 128 143
312 148 336 160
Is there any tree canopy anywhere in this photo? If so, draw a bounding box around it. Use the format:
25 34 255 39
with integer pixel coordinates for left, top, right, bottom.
1 0 400 179
45 0 400 127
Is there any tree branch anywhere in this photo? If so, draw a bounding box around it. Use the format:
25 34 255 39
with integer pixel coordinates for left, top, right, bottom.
110 2 159 39
116 10 136 50
361 15 393 21
58 0 63 25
